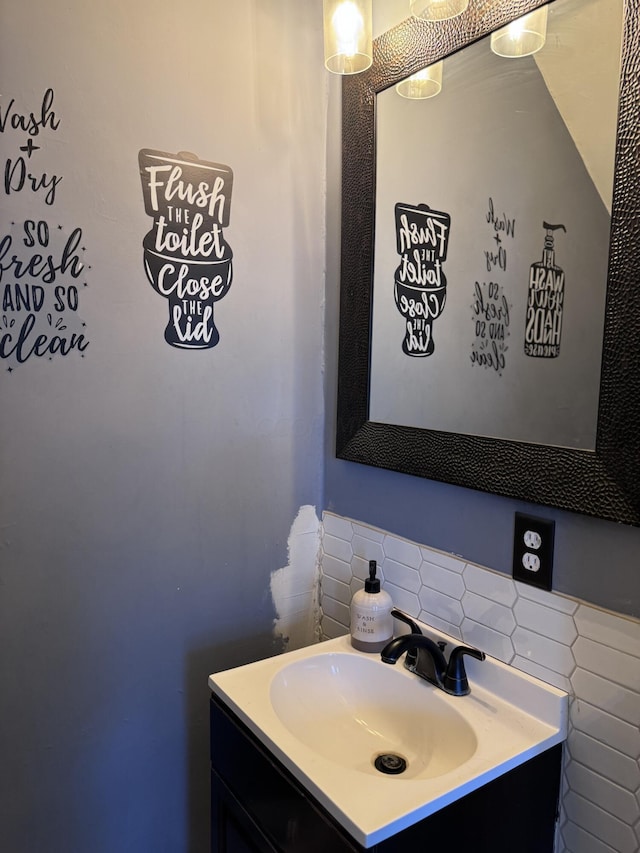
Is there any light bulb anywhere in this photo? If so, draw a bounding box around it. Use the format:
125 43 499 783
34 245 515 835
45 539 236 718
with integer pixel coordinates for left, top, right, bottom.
332 2 364 58
323 0 372 74
396 62 444 99
491 6 549 58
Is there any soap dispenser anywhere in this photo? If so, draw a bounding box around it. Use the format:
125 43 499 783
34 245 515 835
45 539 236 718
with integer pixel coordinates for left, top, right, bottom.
350 560 393 652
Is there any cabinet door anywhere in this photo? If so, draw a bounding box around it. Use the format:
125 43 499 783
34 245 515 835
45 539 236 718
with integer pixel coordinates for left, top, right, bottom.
210 697 361 853
211 769 278 853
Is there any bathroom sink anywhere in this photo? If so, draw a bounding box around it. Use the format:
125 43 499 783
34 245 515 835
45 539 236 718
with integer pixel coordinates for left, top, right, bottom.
209 633 567 847
270 653 477 779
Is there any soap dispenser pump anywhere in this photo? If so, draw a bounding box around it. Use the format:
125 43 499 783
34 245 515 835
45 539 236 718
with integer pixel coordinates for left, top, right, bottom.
350 560 393 652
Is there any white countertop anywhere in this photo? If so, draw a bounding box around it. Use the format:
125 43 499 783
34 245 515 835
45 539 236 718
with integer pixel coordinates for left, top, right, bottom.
209 633 568 848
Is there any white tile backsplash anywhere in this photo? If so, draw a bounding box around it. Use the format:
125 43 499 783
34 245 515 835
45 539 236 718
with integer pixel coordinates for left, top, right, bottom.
571 669 640 726
321 575 351 605
568 729 640 792
461 618 516 662
514 598 579 645
575 604 640 655
385 582 421 617
322 532 353 563
462 590 517 635
320 594 350 627
512 655 573 693
319 512 640 853
322 514 354 541
351 554 373 582
463 562 518 607
418 586 465 626
383 558 422 592
562 821 618 853
352 520 386 543
572 699 640 759
512 627 576 677
321 553 352 584
322 613 347 640
565 762 639 825
420 559 466 598
420 546 466 573
351 533 385 565
418 612 464 640
516 581 580 615
382 534 422 568
572 637 640 692
563 791 639 853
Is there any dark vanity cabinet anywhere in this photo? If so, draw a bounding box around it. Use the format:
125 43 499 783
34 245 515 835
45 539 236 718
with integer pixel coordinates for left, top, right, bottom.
210 694 562 853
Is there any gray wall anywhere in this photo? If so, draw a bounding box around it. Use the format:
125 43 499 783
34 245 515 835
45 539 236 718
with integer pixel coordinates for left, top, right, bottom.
323 67 640 621
0 2 324 851
2 2 638 852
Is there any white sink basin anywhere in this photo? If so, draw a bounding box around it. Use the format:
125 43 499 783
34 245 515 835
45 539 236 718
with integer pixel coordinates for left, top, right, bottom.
270 653 477 779
209 633 567 848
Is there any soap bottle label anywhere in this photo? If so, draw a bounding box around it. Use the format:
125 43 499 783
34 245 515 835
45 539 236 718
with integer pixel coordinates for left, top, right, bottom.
350 595 393 646
351 610 389 641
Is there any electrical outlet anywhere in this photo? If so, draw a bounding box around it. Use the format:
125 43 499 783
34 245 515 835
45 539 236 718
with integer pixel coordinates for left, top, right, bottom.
512 512 554 590
522 552 541 572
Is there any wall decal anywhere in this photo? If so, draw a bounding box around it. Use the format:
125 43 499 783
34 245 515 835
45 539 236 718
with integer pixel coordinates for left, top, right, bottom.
0 89 90 370
0 220 90 367
139 149 233 350
470 198 513 375
393 202 450 357
524 222 567 358
0 88 63 206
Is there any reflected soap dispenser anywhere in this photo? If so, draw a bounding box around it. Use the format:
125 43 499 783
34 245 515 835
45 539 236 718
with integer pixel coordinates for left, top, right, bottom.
350 560 393 652
524 221 567 359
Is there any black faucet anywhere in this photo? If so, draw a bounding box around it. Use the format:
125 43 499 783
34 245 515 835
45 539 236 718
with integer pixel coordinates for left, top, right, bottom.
381 612 485 696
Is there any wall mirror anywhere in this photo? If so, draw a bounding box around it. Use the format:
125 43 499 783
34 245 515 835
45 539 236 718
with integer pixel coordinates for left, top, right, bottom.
336 0 640 525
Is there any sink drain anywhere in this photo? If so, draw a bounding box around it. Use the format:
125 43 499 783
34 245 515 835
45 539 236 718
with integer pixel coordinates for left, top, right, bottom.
374 752 407 775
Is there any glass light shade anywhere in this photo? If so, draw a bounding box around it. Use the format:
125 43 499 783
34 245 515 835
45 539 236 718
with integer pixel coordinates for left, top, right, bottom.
395 62 444 99
410 0 469 22
491 6 549 58
323 0 372 75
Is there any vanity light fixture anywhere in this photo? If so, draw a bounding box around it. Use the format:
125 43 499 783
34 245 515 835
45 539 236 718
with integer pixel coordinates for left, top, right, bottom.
490 5 548 57
323 0 373 74
395 61 444 98
410 0 469 22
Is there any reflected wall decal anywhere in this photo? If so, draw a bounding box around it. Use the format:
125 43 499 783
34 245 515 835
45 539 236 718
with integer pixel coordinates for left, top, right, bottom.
469 197 514 375
524 222 567 358
393 202 450 357
470 280 510 374
138 149 234 350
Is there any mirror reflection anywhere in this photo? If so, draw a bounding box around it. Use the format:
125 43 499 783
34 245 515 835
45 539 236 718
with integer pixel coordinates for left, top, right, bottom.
369 0 623 450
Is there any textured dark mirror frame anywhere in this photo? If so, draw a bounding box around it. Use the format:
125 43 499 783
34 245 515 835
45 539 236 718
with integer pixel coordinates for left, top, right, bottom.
336 0 640 526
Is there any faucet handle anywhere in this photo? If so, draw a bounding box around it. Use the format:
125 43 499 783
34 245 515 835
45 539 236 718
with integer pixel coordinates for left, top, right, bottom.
443 645 486 696
390 609 423 635
390 611 422 667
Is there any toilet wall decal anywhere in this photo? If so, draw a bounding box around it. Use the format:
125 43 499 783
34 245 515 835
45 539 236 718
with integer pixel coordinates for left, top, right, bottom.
138 149 234 350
